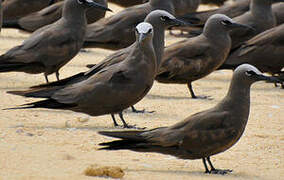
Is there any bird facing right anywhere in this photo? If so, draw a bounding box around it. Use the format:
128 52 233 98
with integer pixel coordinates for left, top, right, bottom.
156 14 252 99
99 64 282 174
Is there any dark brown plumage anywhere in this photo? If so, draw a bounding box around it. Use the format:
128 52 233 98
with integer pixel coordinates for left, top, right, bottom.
2 0 61 23
7 22 157 129
0 0 110 82
172 1 284 40
170 0 250 36
83 0 200 50
2 0 107 32
99 64 282 174
220 23 284 78
7 10 188 122
155 14 252 99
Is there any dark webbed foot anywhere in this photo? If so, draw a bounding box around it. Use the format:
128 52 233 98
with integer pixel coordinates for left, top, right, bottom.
131 106 155 114
187 82 213 100
203 157 232 175
209 169 232 175
122 124 146 130
118 112 145 130
192 95 213 100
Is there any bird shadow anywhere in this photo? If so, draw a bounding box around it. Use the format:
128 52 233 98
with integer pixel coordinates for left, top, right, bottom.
127 168 259 179
146 94 190 100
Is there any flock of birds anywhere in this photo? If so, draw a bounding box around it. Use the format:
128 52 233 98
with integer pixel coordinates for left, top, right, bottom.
0 0 283 175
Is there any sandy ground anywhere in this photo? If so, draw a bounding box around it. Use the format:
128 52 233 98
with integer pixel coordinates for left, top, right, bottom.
0 3 283 180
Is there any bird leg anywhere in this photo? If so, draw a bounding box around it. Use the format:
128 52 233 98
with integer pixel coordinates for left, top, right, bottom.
206 157 232 175
111 114 119 127
202 158 210 173
44 74 49 83
56 71 60 81
130 106 155 114
187 82 211 100
118 112 145 129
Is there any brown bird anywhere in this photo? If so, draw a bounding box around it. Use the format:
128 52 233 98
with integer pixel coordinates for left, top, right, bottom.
85 10 192 111
2 0 107 32
0 0 110 83
219 23 284 88
7 22 157 129
83 0 200 50
229 0 283 49
99 64 282 174
7 11 188 124
155 14 252 99
2 0 61 23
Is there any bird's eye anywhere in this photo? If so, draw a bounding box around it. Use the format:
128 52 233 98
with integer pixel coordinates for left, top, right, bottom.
147 28 152 33
77 0 84 4
245 70 256 76
160 16 169 22
221 20 232 26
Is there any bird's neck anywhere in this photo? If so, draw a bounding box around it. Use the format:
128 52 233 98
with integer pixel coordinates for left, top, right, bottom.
152 25 165 71
219 76 251 123
62 5 87 26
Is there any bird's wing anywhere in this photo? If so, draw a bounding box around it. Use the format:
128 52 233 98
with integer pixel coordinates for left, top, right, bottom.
177 110 236 153
157 38 210 79
85 45 132 76
2 23 78 65
85 4 148 42
226 25 284 65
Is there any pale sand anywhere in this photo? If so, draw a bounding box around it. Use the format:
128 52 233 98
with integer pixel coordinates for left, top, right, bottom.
0 3 283 180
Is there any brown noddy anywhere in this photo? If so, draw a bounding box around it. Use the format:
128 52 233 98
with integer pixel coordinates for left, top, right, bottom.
2 0 61 24
19 10 190 113
228 0 283 49
83 0 200 50
98 64 282 174
155 14 252 99
219 23 284 81
2 0 107 32
0 0 111 83
7 22 157 129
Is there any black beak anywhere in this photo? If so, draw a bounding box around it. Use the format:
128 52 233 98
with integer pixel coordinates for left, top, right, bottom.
257 74 282 84
86 0 112 12
138 33 147 43
228 22 255 31
48 0 55 6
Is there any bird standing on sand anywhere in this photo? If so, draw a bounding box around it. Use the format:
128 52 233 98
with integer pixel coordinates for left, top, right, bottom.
99 64 281 174
0 0 110 83
3 0 107 33
26 10 190 114
155 14 252 99
83 0 199 50
8 22 157 129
